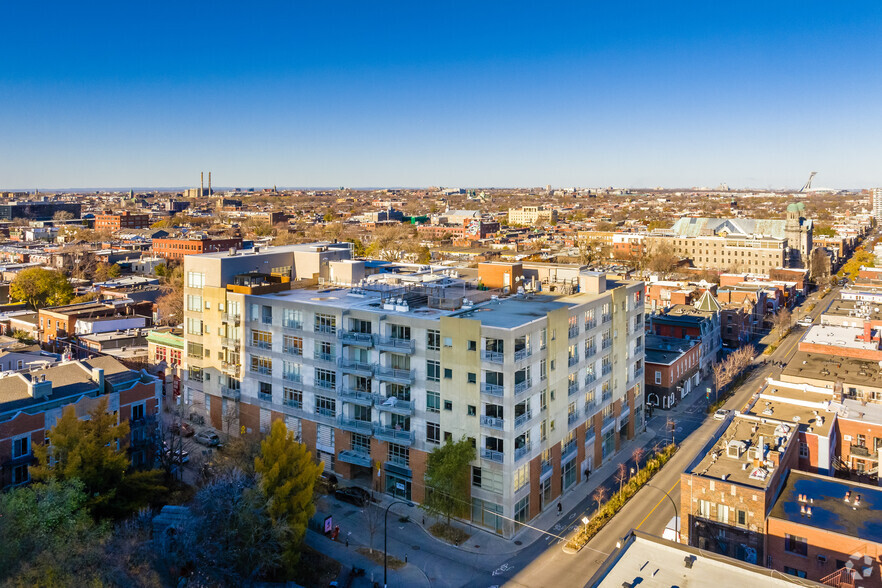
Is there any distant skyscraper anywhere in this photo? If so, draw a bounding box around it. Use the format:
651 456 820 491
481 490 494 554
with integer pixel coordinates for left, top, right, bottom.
871 188 882 221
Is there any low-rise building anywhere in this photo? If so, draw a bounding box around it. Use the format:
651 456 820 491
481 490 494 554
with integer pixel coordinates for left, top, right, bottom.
644 334 701 409
94 211 150 231
507 206 557 226
152 235 243 260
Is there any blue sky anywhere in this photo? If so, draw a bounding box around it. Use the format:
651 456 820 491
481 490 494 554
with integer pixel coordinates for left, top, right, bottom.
2 2 881 190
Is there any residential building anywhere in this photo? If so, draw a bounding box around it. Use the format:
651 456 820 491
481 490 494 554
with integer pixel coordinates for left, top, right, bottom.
507 206 558 226
648 290 722 379
37 300 152 346
94 211 151 231
644 334 700 409
872 188 882 222
0 356 161 488
181 243 645 537
151 235 243 260
0 201 81 221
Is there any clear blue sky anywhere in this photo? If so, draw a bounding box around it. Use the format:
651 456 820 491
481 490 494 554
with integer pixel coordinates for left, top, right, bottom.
2 1 881 190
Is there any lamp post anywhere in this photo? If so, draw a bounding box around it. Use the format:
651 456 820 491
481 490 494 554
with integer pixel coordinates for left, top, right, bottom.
384 499 414 588
644 484 679 542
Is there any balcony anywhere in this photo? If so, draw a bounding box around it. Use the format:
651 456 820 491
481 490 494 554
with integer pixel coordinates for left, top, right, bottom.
376 337 415 354
541 460 552 476
337 449 372 468
514 410 533 429
250 340 272 350
339 388 375 406
514 348 532 362
602 364 612 376
584 400 596 415
585 372 597 385
282 373 302 384
634 343 644 354
221 361 240 376
633 366 644 379
338 358 375 377
480 415 505 430
338 416 373 434
568 411 580 425
222 313 241 326
258 392 273 403
601 313 612 324
481 382 504 397
602 390 612 402
375 366 415 385
338 331 374 347
220 386 241 400
620 405 631 423
375 396 414 415
282 319 303 331
251 365 272 376
386 455 411 470
283 398 303 410
373 424 414 445
568 381 579 396
315 406 336 418
568 355 579 367
850 444 876 459
313 351 336 363
515 443 532 462
482 350 504 364
568 326 579 339
282 345 302 356
602 339 612 350
514 379 533 395
584 318 597 331
585 345 597 358
481 448 504 463
315 324 337 336
221 337 240 350
314 380 337 392
561 440 577 461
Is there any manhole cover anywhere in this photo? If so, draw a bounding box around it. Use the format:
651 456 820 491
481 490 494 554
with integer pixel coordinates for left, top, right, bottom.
412 545 420 550
514 540 523 546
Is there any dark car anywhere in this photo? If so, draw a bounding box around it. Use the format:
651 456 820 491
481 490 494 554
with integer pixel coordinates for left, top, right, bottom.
334 486 371 506
170 422 195 437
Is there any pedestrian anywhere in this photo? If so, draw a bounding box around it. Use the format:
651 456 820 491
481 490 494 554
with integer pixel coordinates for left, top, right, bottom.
557 502 562 515
584 468 590 481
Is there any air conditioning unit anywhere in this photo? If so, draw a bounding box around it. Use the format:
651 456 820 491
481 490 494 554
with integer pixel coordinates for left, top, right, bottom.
817 554 827 563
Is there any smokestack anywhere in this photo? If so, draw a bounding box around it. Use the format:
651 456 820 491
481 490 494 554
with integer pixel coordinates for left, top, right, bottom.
208 171 211 196
200 172 204 198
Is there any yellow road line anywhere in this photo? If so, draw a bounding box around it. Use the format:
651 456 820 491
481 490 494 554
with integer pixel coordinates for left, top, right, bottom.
636 478 680 530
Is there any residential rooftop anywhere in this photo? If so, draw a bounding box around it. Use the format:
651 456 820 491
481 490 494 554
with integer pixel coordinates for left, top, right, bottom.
781 351 882 390
744 379 835 438
769 470 882 544
802 324 879 351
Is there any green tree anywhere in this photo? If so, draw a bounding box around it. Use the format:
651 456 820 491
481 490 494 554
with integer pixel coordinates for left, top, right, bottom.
30 397 165 519
838 247 875 280
422 436 476 526
254 420 323 574
10 267 74 309
94 262 121 281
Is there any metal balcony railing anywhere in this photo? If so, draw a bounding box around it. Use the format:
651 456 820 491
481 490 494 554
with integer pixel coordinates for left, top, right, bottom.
602 364 612 376
541 460 552 476
568 326 579 339
584 318 597 331
515 443 532 462
339 388 375 405
480 415 505 430
514 410 533 429
337 358 375 375
568 355 579 367
315 324 337 335
251 364 272 376
373 424 414 444
585 345 597 358
338 331 374 346
282 319 303 330
481 382 504 396
568 411 579 425
514 379 532 395
375 366 415 383
481 448 504 463
258 392 272 403
315 406 336 418
375 396 414 414
562 440 577 460
282 372 302 383
514 348 531 361
482 350 504 363
283 345 302 356
283 398 302 409
313 351 336 363
221 313 241 325
601 313 612 324
314 379 337 391
568 381 579 396
338 416 372 434
250 340 271 350
221 337 240 349
220 386 241 400
602 339 612 350
376 337 415 353
585 372 597 385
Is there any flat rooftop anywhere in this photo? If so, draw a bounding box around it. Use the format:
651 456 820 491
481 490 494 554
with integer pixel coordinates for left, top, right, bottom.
689 416 794 489
769 470 882 544
802 324 879 351
782 351 882 390
746 383 835 438
822 298 882 322
587 531 823 588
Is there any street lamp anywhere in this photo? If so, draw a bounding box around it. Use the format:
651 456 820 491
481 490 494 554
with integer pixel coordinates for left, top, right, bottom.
384 499 414 588
644 484 679 542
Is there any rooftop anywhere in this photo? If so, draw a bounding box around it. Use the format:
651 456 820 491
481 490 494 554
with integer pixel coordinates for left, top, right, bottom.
745 379 835 437
769 470 882 544
822 298 882 323
689 415 795 489
802 324 879 351
781 351 882 390
644 334 698 365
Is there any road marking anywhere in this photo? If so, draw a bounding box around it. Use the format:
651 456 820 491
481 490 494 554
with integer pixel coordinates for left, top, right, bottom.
492 563 513 576
636 478 680 530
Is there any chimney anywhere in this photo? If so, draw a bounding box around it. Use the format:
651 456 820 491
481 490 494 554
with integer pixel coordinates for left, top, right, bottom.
208 171 211 196
92 367 104 391
27 374 52 399
200 172 204 198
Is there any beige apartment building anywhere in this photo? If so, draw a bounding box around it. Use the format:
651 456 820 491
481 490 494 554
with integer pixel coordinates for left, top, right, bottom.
181 243 645 537
508 206 558 226
648 234 786 275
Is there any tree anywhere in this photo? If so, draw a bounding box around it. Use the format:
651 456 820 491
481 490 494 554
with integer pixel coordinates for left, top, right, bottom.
94 261 121 282
422 436 476 526
615 463 627 493
810 248 832 288
712 361 730 396
645 241 679 278
366 224 419 261
361 503 383 554
53 210 76 221
156 264 184 325
773 308 792 339
838 247 875 280
577 238 612 267
30 397 165 519
10 267 74 309
592 486 607 513
632 447 645 475
254 420 323 574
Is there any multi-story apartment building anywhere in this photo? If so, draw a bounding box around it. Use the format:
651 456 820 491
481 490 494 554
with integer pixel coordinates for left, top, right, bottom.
181 243 645 537
648 234 786 275
94 211 150 231
152 235 243 261
872 188 882 222
508 206 558 226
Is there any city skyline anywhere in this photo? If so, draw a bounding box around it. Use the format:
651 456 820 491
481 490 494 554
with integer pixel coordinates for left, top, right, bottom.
2 2 881 189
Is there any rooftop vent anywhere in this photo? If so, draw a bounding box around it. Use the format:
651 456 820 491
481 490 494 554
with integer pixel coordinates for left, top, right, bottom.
684 556 695 569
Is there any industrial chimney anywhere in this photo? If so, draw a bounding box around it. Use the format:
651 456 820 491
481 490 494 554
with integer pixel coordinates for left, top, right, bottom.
208 171 211 196
200 172 204 198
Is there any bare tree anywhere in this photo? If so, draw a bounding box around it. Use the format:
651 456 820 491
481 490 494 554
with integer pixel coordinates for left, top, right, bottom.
361 503 383 554
615 463 627 493
666 417 676 445
645 240 679 279
592 486 608 513
712 361 730 396
773 308 792 339
632 447 645 475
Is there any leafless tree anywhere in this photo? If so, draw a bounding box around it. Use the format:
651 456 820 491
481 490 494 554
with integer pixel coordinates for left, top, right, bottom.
615 463 627 493
773 308 792 339
361 503 383 554
632 447 645 474
712 362 730 395
592 486 608 513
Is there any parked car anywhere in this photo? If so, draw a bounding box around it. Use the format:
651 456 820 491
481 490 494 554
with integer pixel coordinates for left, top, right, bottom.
170 422 195 437
334 486 371 506
713 409 730 421
194 430 221 447
161 441 190 464
797 317 813 327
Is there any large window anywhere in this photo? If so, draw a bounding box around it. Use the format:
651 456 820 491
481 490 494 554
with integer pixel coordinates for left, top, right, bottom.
427 360 440 382
427 330 440 351
427 390 440 413
315 368 336 390
388 443 409 466
513 463 529 492
187 342 203 358
187 272 204 289
282 308 303 329
283 387 302 409
315 395 336 417
187 317 203 335
251 329 272 349
315 313 337 334
282 361 301 382
186 294 202 312
283 335 303 355
11 435 29 459
785 534 807 556
250 355 272 375
427 422 440 444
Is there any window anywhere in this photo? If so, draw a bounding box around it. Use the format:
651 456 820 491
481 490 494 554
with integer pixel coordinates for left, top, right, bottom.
11 435 29 459
655 371 662 385
444 431 452 442
187 317 203 335
472 466 482 487
799 442 809 458
188 366 203 382
444 368 453 379
283 387 302 409
351 433 370 454
186 294 203 312
427 360 440 382
513 463 529 492
427 422 440 444
261 305 273 324
315 313 336 334
467 405 476 416
390 324 411 340
283 335 303 355
540 359 547 381
188 342 203 358
250 355 272 375
427 330 440 351
251 329 272 349
187 272 204 289
699 499 712 518
315 368 336 390
785 534 807 556
443 337 453 347
540 390 547 411
282 361 301 382
467 372 476 384
444 400 453 411
514 495 530 528
736 509 747 526
259 381 273 401
388 443 409 466
427 390 440 413
467 340 477 351
717 504 729 524
315 395 336 417
784 567 807 579
282 308 303 329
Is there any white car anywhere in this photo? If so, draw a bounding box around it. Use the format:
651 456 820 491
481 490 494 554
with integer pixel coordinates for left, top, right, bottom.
797 317 813 326
713 409 730 421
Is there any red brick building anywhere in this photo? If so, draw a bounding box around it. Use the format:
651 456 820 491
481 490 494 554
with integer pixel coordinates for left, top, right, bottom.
0 356 161 488
644 334 700 409
152 236 243 260
94 211 151 231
